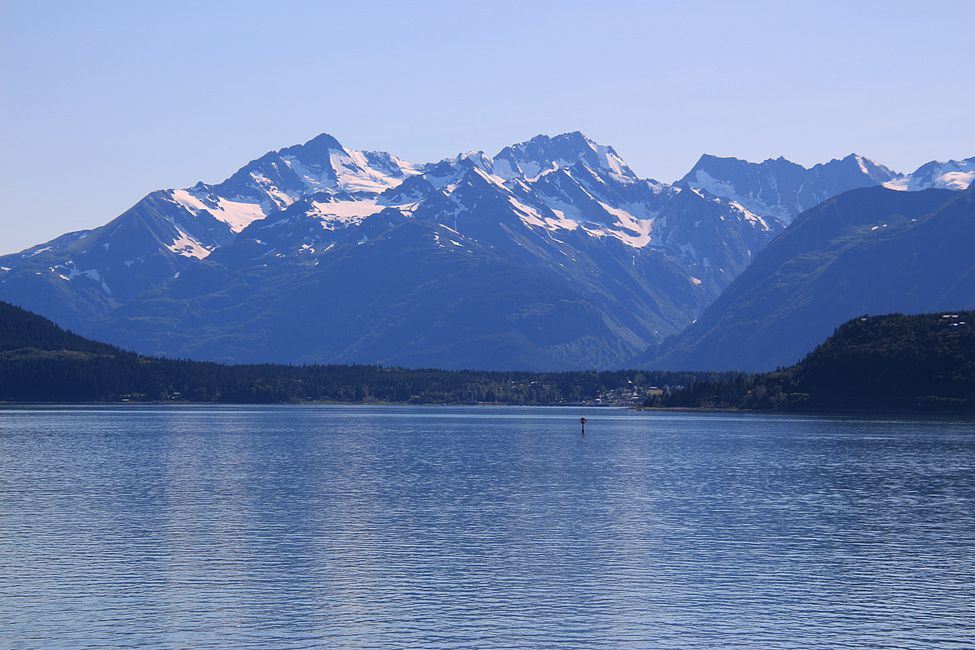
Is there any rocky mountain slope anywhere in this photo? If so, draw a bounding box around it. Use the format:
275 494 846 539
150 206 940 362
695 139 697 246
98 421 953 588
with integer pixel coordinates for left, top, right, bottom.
1 132 970 369
652 185 975 371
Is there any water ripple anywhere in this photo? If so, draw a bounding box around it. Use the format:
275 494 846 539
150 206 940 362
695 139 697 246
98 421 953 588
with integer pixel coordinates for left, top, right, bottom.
0 406 973 647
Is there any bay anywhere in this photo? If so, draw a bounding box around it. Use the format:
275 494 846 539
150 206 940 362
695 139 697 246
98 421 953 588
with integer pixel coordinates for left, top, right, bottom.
1 405 973 648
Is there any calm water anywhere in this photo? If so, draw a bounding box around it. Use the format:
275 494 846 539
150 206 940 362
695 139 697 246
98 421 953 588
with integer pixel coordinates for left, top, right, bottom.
1 406 973 648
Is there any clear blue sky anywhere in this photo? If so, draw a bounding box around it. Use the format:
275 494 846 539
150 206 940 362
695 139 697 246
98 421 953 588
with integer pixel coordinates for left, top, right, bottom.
2 0 973 254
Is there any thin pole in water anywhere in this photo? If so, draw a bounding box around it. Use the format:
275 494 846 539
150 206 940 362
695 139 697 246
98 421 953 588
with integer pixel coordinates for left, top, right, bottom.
580 417 587 435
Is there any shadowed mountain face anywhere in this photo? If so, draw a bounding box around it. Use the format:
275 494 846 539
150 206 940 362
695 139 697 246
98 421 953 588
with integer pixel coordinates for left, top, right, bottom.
0 131 970 370
651 186 975 371
679 152 975 224
680 153 899 223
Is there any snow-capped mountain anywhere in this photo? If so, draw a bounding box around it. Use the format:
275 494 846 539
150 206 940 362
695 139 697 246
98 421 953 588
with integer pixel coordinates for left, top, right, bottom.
162 132 422 258
0 132 970 369
680 153 900 223
493 132 639 183
883 157 975 191
0 134 420 325
680 153 975 224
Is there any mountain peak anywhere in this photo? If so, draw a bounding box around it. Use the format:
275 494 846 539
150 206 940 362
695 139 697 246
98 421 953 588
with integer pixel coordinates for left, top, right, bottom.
550 130 595 147
304 132 344 149
686 153 803 179
826 153 900 183
689 153 736 170
455 150 492 166
493 131 636 181
282 132 346 162
516 130 593 148
681 153 901 224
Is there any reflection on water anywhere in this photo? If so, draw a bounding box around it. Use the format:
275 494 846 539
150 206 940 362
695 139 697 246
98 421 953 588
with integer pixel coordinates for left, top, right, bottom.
1 405 974 647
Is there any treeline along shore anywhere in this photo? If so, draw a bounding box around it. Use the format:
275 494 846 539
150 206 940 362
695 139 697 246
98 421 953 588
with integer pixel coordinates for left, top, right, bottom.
2 301 973 411
646 311 975 413
0 301 708 404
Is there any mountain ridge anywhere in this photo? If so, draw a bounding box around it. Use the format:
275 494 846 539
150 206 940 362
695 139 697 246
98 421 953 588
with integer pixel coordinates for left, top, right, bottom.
1 131 971 370
651 186 975 371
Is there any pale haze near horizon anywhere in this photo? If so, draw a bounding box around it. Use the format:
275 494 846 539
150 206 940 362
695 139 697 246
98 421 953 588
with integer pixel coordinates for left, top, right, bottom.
1 0 973 254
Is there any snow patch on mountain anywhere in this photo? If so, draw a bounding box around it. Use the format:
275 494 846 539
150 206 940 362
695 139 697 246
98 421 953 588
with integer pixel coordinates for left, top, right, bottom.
170 189 267 233
592 141 632 181
23 246 52 258
326 149 416 193
854 155 872 175
729 201 772 229
309 198 385 228
884 158 975 191
167 228 212 259
246 172 296 209
686 169 737 198
596 202 654 247
52 262 112 293
508 197 546 228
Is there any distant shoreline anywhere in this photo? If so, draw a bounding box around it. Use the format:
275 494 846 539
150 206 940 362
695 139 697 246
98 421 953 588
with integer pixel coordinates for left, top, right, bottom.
2 401 973 419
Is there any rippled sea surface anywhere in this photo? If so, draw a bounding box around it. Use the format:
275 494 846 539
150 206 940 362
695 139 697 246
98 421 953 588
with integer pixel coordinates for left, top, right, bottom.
1 406 974 648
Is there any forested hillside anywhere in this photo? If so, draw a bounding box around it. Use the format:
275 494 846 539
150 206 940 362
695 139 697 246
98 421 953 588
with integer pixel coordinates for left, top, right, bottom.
0 301 708 403
649 311 975 412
